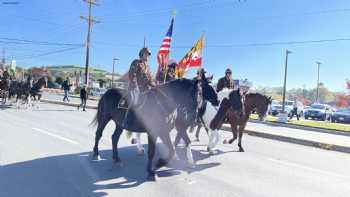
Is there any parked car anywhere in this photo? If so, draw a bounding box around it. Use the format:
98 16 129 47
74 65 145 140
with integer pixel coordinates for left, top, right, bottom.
90 88 107 97
47 81 61 89
269 100 303 117
304 103 332 121
331 108 350 124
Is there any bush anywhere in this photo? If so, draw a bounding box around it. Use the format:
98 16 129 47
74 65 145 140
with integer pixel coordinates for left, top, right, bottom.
55 76 64 85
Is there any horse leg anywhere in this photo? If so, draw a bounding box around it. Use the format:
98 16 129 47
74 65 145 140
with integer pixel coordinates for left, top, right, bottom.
37 94 41 108
238 124 245 152
207 129 220 154
92 118 108 160
178 123 195 167
147 134 156 181
223 111 238 144
173 131 181 147
156 127 175 169
228 120 238 144
195 124 202 141
111 124 123 163
135 133 145 155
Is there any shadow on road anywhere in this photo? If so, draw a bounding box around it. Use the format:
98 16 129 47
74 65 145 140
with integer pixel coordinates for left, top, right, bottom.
0 104 12 110
0 145 221 197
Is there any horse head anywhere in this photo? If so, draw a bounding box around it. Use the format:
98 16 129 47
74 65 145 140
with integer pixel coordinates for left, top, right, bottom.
200 78 219 106
247 93 272 121
37 77 47 88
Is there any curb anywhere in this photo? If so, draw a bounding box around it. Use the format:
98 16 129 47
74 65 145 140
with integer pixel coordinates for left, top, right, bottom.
40 99 97 109
222 125 350 154
249 119 350 137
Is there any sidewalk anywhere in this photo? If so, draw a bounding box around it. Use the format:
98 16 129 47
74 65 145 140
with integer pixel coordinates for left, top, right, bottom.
223 122 350 154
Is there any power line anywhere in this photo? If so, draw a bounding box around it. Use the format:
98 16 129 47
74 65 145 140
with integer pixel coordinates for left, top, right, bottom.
16 46 84 60
0 37 83 46
94 37 350 49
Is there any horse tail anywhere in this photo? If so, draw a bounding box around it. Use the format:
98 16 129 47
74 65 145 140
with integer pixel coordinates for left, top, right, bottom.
90 95 104 127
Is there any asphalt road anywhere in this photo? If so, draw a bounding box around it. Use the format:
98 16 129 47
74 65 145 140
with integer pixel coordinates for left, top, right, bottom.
1 103 350 197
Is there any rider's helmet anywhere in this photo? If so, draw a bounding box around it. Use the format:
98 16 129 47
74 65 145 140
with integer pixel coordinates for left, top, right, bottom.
139 47 151 58
225 68 232 75
167 60 177 69
197 68 206 75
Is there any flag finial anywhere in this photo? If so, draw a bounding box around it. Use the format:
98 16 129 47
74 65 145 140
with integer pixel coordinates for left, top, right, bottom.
172 10 177 18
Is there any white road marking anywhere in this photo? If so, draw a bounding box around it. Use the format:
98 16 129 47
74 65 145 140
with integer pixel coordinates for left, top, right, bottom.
32 127 79 145
268 158 350 181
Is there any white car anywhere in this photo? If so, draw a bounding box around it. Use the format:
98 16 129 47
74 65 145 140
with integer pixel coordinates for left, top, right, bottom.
270 100 304 117
90 88 107 97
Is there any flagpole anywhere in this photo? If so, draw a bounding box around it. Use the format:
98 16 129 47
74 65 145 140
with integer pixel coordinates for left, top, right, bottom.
162 11 176 84
201 32 205 70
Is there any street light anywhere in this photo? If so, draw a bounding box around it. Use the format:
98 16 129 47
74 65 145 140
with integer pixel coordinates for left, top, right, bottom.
278 49 292 123
111 58 119 88
315 61 322 103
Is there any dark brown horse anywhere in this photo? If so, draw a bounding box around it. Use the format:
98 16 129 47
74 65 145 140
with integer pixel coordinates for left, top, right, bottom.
209 92 272 152
91 78 219 180
0 78 10 104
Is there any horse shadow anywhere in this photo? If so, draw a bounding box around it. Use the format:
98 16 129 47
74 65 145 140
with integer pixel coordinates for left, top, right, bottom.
0 145 221 197
0 103 12 110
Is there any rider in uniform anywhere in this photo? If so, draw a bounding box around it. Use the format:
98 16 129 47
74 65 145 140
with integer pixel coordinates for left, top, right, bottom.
157 61 177 84
216 68 234 92
123 47 154 128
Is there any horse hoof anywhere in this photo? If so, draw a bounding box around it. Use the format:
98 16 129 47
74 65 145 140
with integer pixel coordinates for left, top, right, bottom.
91 154 101 161
137 148 145 155
207 147 214 155
131 138 137 144
114 160 124 167
188 160 196 168
194 138 200 142
239 148 244 152
223 139 228 144
156 158 168 169
173 154 180 161
147 173 157 181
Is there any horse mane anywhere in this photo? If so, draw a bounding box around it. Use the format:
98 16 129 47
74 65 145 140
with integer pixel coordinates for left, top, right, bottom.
158 78 198 108
246 92 269 101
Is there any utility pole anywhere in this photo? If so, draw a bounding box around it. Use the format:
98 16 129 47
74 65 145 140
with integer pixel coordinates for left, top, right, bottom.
315 61 322 103
111 58 119 88
282 50 292 113
81 0 99 86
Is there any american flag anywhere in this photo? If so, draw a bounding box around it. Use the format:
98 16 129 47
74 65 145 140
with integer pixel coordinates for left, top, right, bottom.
156 17 174 81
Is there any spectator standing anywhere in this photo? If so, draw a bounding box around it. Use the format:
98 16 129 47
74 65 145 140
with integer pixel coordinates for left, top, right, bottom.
78 85 88 111
62 78 71 102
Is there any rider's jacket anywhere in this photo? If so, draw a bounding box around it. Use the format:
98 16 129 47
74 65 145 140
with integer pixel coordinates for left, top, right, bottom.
216 76 234 92
157 68 176 84
128 59 154 92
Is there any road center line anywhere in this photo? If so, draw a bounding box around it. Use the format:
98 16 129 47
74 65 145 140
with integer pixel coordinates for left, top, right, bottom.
268 158 350 181
32 127 79 145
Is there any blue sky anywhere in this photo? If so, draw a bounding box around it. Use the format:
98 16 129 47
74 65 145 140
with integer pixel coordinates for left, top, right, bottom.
0 0 349 91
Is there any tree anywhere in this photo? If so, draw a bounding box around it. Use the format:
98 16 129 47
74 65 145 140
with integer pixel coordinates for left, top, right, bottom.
55 76 64 85
335 94 349 108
